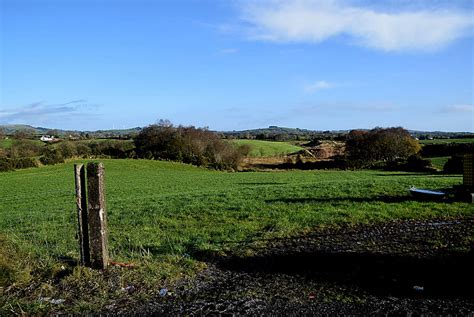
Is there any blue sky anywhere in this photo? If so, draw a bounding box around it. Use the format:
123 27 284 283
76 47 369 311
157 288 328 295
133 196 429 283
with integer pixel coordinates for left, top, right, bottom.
1 0 473 132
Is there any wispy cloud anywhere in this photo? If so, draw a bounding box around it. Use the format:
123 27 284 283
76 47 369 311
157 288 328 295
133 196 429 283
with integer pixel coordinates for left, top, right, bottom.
217 48 239 55
304 80 333 93
239 0 473 52
0 100 100 124
441 104 474 113
292 101 398 115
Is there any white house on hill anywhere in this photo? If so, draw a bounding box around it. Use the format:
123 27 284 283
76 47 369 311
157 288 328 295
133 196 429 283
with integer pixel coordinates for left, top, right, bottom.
40 135 54 142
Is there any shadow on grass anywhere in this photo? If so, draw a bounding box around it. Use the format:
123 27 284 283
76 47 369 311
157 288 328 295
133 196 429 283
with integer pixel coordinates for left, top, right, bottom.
237 182 288 186
375 173 433 177
376 172 460 177
190 217 474 300
265 195 451 204
197 248 473 299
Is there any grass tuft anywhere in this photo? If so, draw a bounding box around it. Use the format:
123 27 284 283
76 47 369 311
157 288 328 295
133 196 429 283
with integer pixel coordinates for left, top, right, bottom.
0 235 31 287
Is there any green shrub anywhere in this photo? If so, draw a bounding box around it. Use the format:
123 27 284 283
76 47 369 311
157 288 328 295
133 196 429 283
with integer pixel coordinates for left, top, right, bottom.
75 143 92 157
99 140 135 158
444 156 463 174
40 148 64 165
10 140 43 158
134 122 244 170
57 141 77 158
0 157 14 172
13 157 39 169
405 155 433 171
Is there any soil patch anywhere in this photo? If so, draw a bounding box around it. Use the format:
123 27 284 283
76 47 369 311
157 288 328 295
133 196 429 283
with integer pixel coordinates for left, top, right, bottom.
112 218 474 315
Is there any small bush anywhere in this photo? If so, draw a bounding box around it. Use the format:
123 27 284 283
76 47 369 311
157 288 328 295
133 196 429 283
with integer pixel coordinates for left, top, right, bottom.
40 148 64 165
99 140 135 158
405 155 433 171
13 157 39 169
444 156 463 174
0 157 14 172
8 140 43 158
75 143 92 157
58 141 77 158
383 155 435 172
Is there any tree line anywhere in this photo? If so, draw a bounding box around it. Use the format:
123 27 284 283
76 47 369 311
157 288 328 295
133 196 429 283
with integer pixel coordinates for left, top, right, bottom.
0 124 467 173
134 121 250 170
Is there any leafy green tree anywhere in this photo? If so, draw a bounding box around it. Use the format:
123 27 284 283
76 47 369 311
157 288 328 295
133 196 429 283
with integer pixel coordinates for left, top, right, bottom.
346 127 421 168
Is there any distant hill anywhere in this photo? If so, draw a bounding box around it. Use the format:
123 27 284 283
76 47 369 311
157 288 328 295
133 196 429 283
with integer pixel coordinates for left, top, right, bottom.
223 126 342 135
222 126 473 141
0 124 142 138
1 124 472 141
0 124 47 134
221 126 349 141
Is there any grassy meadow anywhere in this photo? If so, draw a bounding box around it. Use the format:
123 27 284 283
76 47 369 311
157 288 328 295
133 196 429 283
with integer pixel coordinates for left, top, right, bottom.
1 159 470 261
429 156 450 170
0 138 45 149
419 138 474 145
0 139 14 148
230 139 303 157
0 159 472 313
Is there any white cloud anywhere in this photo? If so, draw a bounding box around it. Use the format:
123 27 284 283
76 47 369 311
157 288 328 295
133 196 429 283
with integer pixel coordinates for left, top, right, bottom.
304 80 333 92
441 104 474 113
240 0 473 52
217 48 239 55
0 100 100 124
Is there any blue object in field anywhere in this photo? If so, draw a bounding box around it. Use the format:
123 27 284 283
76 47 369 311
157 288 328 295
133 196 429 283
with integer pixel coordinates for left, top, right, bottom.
159 288 168 297
409 186 446 200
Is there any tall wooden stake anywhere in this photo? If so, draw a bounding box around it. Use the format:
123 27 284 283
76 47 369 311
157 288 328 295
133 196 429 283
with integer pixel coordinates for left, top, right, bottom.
74 164 90 266
87 162 109 269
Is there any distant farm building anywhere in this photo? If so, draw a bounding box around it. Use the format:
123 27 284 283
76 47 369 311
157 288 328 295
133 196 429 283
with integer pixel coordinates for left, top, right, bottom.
40 135 54 142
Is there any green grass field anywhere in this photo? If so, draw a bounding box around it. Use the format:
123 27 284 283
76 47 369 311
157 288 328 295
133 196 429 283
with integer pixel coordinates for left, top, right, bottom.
0 138 13 148
1 159 469 262
0 159 471 313
420 138 474 145
230 139 303 157
0 138 45 149
429 156 450 170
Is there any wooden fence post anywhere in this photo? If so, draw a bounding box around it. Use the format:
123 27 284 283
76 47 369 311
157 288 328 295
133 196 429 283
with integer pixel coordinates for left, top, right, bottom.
86 162 109 269
464 154 473 189
74 164 90 266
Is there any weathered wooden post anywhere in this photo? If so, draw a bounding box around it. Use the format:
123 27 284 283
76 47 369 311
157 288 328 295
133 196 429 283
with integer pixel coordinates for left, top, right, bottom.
463 154 474 203
74 164 90 266
464 154 473 188
87 162 109 269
